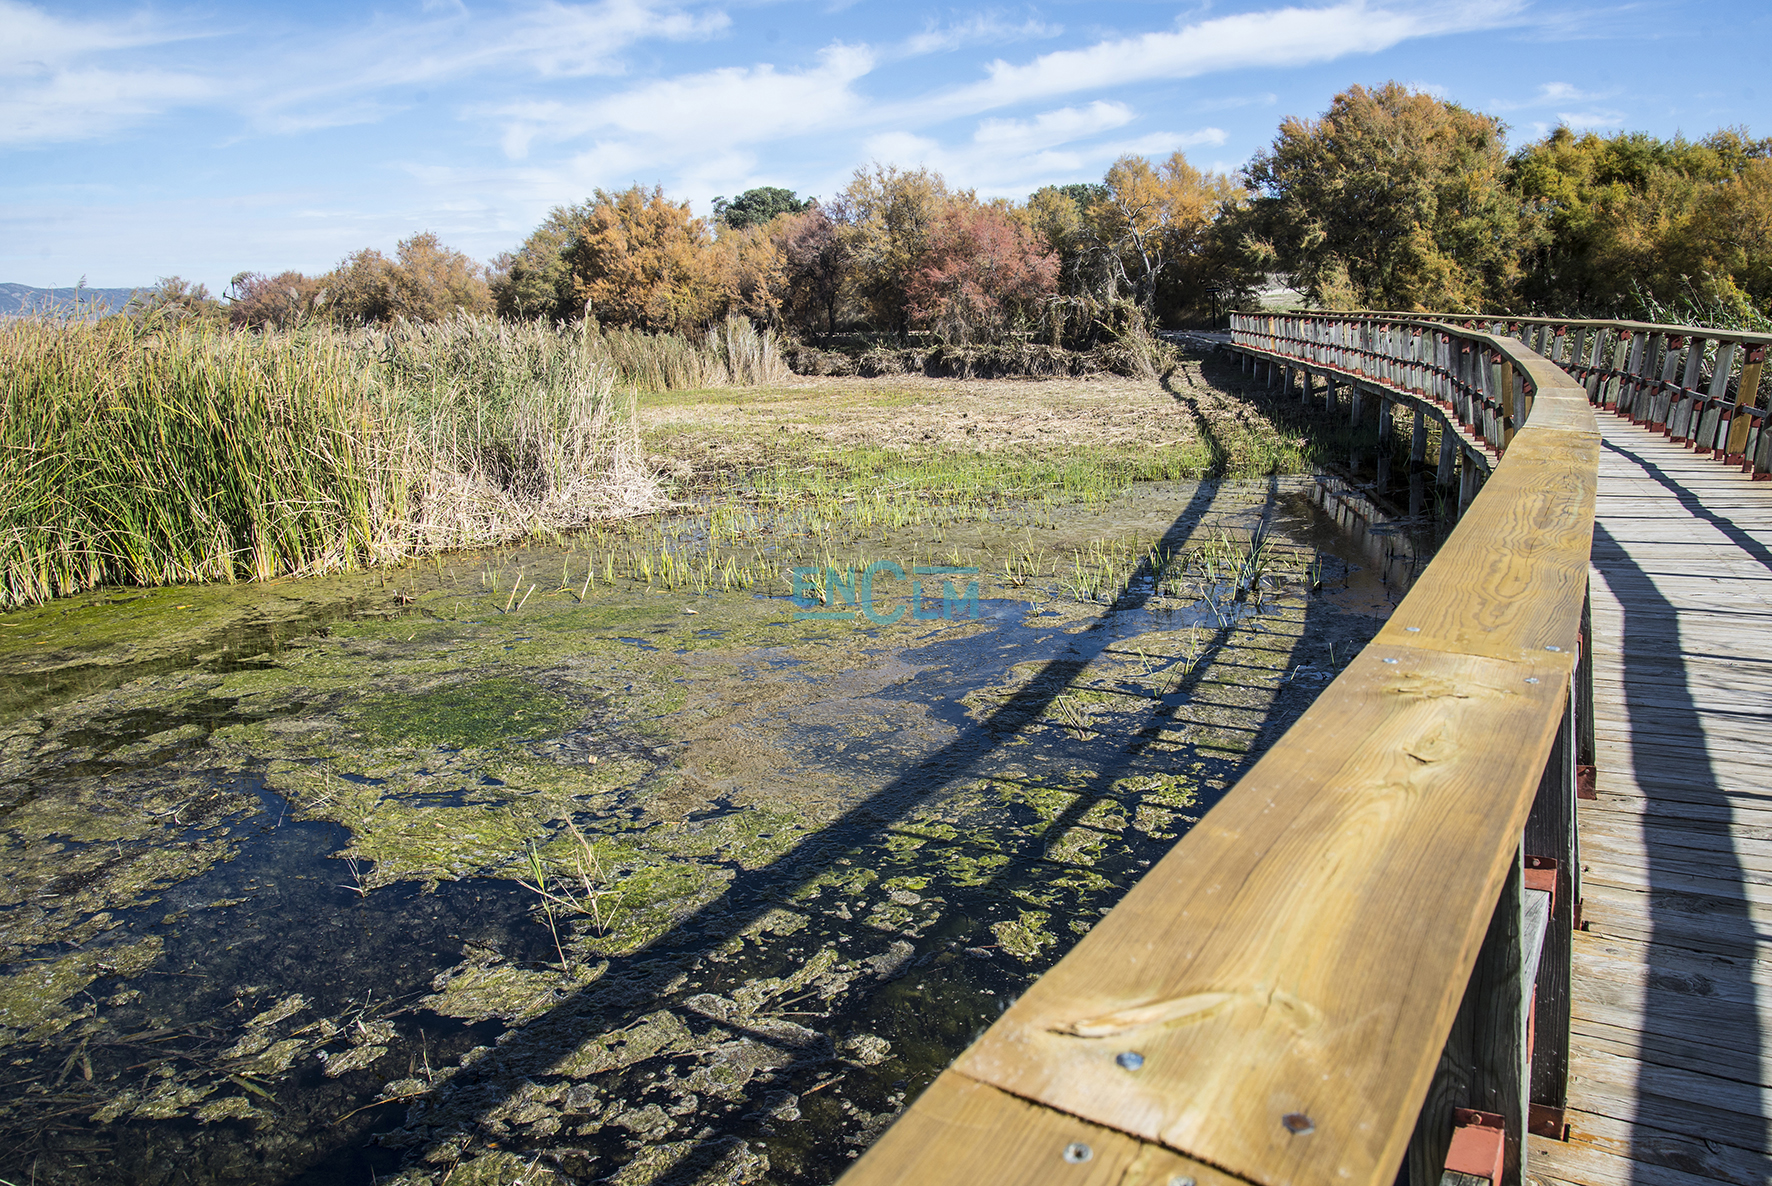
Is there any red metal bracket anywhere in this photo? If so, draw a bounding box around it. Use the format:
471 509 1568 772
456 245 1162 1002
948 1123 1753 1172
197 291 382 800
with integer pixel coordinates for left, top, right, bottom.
1446 1109 1506 1184
1576 765 1596 800
1524 855 1558 910
1528 1104 1568 1140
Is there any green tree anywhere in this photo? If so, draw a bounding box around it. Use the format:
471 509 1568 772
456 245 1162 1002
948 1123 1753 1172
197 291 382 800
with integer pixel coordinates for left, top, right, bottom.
1511 127 1772 314
493 203 591 321
713 187 813 230
1243 82 1526 312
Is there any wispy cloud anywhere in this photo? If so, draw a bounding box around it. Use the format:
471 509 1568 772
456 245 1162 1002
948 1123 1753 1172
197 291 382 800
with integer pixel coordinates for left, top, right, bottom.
903 13 1061 56
0 0 217 144
1554 108 1628 129
487 41 877 159
0 0 734 144
1489 79 1614 112
935 0 1524 114
858 105 1227 196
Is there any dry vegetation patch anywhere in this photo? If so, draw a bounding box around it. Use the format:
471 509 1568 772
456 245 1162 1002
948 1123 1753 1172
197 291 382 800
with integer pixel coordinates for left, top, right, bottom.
640 357 1314 483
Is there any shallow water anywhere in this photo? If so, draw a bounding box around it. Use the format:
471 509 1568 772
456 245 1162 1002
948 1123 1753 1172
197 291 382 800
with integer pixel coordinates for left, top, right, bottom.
0 477 1427 1186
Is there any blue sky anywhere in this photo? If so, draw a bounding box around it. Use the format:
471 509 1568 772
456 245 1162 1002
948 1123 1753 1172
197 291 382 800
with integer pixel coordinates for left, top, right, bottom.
5 0 1769 292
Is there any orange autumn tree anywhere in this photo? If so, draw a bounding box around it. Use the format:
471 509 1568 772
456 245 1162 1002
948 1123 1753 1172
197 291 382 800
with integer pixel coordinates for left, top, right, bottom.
563 186 727 332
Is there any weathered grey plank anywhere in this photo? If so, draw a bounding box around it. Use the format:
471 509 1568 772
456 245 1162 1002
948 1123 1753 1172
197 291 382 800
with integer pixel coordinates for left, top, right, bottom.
1536 413 1772 1186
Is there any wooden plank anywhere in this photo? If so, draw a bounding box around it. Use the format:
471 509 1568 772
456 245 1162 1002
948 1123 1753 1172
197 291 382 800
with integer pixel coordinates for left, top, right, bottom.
1565 1049 1770 1151
1577 861 1772 904
1569 1015 1768 1087
1587 787 1772 822
1571 963 1772 1035
1581 822 1772 867
1578 816 1772 866
1529 1126 1754 1186
1577 884 1769 960
1535 1106 1769 1186
841 1072 1247 1186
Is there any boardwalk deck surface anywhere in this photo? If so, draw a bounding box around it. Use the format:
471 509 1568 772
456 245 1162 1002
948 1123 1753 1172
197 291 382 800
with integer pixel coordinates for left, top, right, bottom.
1527 417 1772 1186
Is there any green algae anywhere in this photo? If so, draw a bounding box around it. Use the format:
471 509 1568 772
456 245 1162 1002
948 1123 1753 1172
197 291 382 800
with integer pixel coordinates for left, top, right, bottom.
353 676 581 749
991 911 1055 962
0 935 162 1036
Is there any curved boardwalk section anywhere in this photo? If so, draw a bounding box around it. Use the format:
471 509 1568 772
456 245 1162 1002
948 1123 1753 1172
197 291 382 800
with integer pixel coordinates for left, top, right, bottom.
1529 414 1772 1186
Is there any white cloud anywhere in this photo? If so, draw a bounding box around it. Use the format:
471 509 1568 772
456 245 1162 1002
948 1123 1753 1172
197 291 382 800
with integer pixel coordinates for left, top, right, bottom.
0 0 179 68
1 66 217 145
904 14 1061 56
1555 108 1627 129
487 42 877 159
856 109 1229 197
0 0 734 145
1490 80 1614 113
0 0 216 144
939 0 1523 114
973 102 1137 151
1194 92 1280 113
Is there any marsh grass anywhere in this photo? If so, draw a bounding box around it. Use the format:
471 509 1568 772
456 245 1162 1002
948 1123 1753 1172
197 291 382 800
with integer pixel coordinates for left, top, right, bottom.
0 315 807 607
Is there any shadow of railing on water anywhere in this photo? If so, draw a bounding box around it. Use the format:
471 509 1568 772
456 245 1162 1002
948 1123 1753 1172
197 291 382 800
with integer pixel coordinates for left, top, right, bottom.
349 474 1303 1182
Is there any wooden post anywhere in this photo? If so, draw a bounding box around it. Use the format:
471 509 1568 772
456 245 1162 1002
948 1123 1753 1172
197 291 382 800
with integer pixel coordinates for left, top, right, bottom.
1351 381 1366 427
1301 368 1313 404
1499 360 1517 447
1460 448 1480 512
1401 852 1528 1186
1724 345 1765 463
1412 406 1428 471
1523 678 1577 1138
1437 415 1458 489
1377 397 1394 490
1696 342 1737 453
1606 332 1632 409
1651 336 1683 432
1672 337 1704 442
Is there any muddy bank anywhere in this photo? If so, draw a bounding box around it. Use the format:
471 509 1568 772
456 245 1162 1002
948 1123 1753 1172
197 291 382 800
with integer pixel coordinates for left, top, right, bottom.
0 477 1419 1185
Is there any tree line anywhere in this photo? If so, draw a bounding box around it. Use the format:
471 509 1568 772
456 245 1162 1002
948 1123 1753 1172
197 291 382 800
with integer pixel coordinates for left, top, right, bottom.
138 83 1772 340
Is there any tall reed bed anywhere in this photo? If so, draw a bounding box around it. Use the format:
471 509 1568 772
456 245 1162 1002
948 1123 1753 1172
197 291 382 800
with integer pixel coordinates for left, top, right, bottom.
0 314 737 607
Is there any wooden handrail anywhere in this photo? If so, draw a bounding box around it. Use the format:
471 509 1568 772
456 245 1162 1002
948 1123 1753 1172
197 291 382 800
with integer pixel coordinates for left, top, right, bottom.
840 314 1598 1186
1338 311 1770 473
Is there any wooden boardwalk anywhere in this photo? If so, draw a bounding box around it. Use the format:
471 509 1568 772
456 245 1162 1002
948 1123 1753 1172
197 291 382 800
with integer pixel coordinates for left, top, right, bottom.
1528 416 1772 1186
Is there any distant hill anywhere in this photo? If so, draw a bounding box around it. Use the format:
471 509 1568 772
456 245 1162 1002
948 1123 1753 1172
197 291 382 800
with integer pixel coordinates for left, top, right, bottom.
0 282 145 318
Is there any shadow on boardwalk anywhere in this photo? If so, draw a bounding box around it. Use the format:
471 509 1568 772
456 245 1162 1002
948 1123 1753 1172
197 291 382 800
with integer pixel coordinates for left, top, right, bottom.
1590 515 1766 1180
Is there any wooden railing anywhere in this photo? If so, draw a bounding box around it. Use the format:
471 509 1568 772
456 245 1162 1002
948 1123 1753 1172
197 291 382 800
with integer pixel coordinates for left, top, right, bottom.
840 314 1599 1186
1436 315 1769 474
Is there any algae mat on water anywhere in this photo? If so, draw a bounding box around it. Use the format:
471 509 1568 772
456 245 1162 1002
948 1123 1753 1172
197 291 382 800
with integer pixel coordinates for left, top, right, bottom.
0 479 1400 1186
